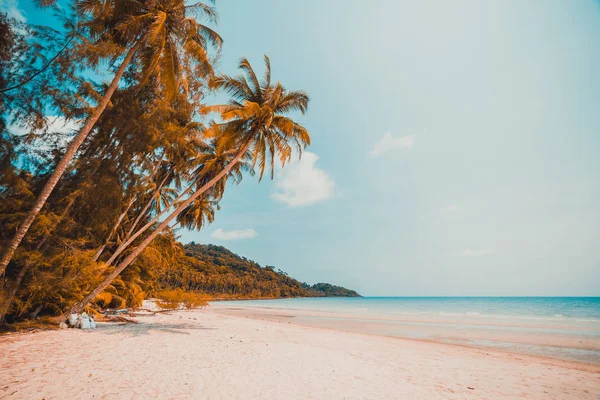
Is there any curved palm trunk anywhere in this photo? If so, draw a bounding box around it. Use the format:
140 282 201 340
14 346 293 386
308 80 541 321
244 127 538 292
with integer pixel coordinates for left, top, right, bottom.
125 169 172 240
91 195 136 262
94 168 171 270
93 155 165 262
98 174 194 270
0 41 142 276
61 140 252 319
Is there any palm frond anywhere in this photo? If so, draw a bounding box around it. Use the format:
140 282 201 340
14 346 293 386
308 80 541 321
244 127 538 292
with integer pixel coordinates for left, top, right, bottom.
208 74 253 101
239 57 261 101
261 54 271 91
147 10 166 43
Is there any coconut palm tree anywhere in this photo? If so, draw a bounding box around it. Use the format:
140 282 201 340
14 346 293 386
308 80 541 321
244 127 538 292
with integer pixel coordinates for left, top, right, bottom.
204 56 311 180
91 55 309 263
62 56 311 316
91 121 252 270
0 0 222 275
94 130 211 268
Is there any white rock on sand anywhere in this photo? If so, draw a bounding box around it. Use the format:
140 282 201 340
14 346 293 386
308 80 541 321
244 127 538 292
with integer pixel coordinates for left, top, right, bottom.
1 304 599 399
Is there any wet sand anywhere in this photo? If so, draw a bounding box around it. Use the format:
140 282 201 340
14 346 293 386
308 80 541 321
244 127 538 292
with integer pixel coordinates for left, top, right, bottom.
213 302 600 364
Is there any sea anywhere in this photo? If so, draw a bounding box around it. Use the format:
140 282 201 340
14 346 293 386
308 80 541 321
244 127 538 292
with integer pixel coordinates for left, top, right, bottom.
216 297 600 364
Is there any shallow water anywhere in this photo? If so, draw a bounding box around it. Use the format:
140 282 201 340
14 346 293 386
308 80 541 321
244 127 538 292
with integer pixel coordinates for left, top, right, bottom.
216 297 600 364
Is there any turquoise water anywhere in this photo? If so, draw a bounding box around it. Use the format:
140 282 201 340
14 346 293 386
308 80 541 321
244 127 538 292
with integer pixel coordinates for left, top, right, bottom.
220 297 600 321
217 297 600 363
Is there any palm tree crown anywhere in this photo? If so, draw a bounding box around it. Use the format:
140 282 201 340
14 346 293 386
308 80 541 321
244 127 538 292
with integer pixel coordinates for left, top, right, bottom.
79 0 223 97
205 55 310 180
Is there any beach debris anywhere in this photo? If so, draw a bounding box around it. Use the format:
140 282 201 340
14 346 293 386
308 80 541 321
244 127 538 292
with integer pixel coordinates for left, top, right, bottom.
66 312 96 329
79 314 91 329
79 312 94 329
68 313 79 327
467 387 475 390
59 322 68 329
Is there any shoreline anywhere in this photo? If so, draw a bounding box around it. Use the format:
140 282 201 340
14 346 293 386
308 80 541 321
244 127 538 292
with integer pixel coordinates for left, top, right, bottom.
211 306 600 372
211 301 600 365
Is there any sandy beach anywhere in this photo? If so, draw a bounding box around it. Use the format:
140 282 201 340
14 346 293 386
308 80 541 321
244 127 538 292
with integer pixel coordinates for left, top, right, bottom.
1 0 598 398
1 302 599 400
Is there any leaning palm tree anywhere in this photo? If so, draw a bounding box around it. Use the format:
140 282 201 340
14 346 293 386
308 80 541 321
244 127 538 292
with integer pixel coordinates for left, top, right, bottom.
62 56 311 316
0 0 222 275
94 135 252 270
91 55 309 262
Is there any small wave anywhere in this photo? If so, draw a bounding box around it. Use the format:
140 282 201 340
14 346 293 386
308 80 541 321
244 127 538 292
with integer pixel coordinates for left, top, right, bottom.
439 312 481 317
397 312 429 315
434 312 587 321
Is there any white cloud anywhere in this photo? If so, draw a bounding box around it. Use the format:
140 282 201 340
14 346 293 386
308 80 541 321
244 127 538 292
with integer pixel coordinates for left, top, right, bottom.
271 151 335 207
443 204 459 212
461 247 496 257
210 228 257 241
45 116 82 137
369 132 415 157
8 116 82 153
0 0 26 22
10 116 81 137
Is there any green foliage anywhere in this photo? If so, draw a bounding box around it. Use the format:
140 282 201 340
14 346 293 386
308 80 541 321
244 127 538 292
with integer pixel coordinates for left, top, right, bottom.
159 243 359 299
305 283 361 298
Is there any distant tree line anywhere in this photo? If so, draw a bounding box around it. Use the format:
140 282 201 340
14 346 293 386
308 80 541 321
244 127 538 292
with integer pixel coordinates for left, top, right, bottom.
161 243 360 299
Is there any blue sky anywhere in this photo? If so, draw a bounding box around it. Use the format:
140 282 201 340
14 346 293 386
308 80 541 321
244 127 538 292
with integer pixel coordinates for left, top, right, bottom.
5 0 600 296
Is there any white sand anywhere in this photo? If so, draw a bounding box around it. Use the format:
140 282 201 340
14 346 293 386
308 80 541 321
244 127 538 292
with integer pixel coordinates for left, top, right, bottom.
1 303 599 399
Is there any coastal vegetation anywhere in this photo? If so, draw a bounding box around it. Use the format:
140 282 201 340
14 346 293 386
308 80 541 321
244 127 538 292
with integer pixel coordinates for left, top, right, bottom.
164 243 360 299
0 1 355 325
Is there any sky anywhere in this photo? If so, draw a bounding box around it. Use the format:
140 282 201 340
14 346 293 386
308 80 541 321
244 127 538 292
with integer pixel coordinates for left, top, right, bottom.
5 0 600 296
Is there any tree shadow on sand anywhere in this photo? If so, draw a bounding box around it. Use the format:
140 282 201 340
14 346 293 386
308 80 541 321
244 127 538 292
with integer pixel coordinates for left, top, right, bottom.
96 319 217 337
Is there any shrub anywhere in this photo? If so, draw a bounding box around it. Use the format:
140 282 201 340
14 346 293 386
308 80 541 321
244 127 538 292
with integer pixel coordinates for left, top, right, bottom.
154 289 210 310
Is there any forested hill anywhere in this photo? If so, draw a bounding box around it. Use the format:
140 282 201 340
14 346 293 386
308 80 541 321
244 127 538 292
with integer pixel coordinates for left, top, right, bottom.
159 243 360 299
